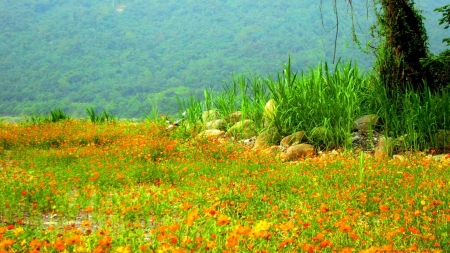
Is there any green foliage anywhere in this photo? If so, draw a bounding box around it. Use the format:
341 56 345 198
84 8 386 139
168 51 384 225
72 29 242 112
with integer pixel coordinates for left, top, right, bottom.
420 4 450 88
182 59 450 151
267 59 372 148
436 4 450 30
0 0 445 118
86 107 116 123
25 108 70 124
50 108 70 122
372 0 432 92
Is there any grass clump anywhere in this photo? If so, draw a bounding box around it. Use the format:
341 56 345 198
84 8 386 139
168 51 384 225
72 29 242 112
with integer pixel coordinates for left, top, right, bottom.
180 58 450 152
86 107 116 123
26 108 71 124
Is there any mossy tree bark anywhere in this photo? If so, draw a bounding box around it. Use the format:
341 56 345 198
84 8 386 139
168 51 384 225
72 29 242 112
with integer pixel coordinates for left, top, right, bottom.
374 0 432 93
339 0 436 93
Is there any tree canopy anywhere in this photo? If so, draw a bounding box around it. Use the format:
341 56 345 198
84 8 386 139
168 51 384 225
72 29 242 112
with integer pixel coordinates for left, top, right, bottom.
0 0 447 118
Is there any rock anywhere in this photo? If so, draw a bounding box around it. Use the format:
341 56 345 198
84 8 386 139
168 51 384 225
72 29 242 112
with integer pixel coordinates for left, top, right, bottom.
279 144 315 161
253 128 281 150
374 136 394 159
435 129 450 150
263 99 276 127
353 114 380 131
351 130 383 152
260 146 281 156
205 119 227 131
280 131 307 148
241 136 257 146
196 129 225 140
202 110 220 122
225 111 243 125
225 120 258 140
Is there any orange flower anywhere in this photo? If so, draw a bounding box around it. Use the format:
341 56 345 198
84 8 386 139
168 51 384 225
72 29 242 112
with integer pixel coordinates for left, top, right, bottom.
408 226 421 235
99 236 112 247
279 237 295 248
185 209 199 226
320 240 331 248
217 214 231 226
64 235 81 245
205 240 216 250
225 232 239 248
349 230 359 241
29 238 41 249
234 225 251 236
379 204 389 212
53 239 65 251
278 221 295 231
0 239 15 248
301 242 315 253
312 232 325 241
340 247 353 253
339 223 352 233
320 203 330 213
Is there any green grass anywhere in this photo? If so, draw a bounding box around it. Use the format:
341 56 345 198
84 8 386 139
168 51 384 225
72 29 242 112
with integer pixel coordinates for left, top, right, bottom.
179 59 450 152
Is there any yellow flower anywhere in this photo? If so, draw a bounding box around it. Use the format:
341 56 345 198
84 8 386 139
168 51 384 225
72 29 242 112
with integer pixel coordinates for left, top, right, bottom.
251 220 272 237
13 227 24 237
115 246 132 253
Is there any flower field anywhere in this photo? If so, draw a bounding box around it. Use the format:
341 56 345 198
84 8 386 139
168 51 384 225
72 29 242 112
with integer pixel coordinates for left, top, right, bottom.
0 120 449 252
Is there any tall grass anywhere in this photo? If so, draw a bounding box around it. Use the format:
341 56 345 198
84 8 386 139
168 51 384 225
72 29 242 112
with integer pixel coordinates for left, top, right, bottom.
179 58 450 152
86 107 116 123
26 108 71 124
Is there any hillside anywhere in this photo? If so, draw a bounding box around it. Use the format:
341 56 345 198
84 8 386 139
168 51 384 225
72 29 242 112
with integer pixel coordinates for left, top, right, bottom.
0 0 448 118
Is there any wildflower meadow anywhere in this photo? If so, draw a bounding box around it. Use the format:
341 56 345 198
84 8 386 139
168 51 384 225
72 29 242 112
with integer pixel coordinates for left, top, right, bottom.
0 118 449 253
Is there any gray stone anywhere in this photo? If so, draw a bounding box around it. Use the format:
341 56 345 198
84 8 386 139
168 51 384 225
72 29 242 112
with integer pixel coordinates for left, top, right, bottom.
263 99 276 127
196 129 225 140
374 136 394 159
225 111 243 125
202 110 220 122
205 119 227 131
353 114 380 131
280 144 315 161
253 128 281 150
280 131 307 148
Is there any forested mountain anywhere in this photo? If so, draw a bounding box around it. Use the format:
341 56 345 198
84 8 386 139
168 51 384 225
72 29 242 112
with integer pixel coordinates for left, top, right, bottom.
0 0 448 118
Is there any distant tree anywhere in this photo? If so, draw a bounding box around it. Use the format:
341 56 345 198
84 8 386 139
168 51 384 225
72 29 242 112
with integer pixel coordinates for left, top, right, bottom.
420 4 450 88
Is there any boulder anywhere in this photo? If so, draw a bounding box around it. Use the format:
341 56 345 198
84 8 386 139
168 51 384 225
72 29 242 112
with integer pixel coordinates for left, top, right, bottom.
205 119 227 131
353 114 380 131
196 129 225 140
202 110 220 122
253 128 281 150
279 144 315 161
259 146 281 156
263 99 276 126
225 111 243 125
225 119 258 140
374 136 394 159
280 131 307 148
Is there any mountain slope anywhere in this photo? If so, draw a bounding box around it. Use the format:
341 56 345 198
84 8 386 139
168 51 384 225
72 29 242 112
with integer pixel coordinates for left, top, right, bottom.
0 0 447 117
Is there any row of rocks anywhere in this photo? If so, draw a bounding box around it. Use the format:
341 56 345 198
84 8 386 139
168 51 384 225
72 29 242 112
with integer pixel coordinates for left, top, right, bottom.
193 102 450 161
